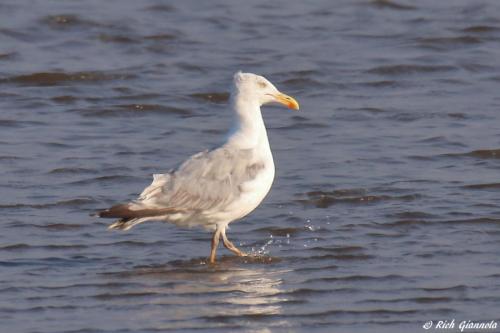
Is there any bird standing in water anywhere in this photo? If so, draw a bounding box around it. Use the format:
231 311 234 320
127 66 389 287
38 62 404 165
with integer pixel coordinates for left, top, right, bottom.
96 72 299 263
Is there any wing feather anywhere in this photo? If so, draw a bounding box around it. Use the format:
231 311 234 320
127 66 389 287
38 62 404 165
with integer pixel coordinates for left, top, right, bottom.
97 146 266 225
141 147 264 212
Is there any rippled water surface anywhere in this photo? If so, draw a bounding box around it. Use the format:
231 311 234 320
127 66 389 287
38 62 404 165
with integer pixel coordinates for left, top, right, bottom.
2 1 500 332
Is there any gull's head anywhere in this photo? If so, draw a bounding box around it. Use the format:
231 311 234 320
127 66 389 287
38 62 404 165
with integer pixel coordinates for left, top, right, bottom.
232 72 299 110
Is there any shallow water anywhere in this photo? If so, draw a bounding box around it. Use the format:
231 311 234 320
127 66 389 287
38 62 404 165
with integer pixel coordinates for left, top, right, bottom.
2 1 500 332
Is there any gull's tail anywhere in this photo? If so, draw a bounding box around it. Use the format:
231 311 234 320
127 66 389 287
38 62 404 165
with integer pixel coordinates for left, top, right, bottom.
108 217 145 231
95 203 179 231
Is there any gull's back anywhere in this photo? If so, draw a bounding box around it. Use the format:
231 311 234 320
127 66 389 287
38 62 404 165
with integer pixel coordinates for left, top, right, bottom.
100 142 272 231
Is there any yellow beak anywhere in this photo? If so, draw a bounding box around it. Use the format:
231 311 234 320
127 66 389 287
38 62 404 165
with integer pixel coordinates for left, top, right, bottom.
274 92 300 110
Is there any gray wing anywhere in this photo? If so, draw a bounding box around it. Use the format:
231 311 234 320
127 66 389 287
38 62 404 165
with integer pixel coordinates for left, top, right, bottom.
138 146 265 212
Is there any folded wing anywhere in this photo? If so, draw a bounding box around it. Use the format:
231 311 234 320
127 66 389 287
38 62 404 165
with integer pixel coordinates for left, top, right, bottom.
97 146 265 230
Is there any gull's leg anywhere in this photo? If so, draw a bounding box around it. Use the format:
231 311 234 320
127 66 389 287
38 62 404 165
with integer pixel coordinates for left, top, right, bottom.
209 228 221 264
221 228 247 257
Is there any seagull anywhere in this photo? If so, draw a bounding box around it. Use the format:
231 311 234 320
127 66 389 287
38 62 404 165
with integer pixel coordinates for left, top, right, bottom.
96 72 299 263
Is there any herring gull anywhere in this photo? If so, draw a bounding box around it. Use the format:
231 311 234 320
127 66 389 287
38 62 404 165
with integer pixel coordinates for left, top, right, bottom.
96 72 299 263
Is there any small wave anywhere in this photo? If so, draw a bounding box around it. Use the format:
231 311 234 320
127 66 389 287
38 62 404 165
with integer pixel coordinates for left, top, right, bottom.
416 249 482 259
0 155 27 161
456 149 500 159
363 296 453 304
281 77 324 88
51 95 78 104
0 119 21 127
48 167 95 174
461 63 495 73
309 253 374 261
463 183 500 190
416 36 482 51
305 273 414 284
101 93 162 102
463 25 500 33
92 291 158 300
26 282 144 291
74 104 192 117
255 226 302 236
98 33 138 44
294 264 339 273
0 305 80 314
41 14 81 26
117 104 191 114
298 189 420 208
2 71 135 86
448 112 467 119
306 189 367 197
274 122 330 131
144 33 177 41
358 80 399 88
377 219 430 228
0 52 17 61
68 175 139 185
145 4 176 12
421 285 468 292
309 245 366 253
0 197 97 210
0 28 32 42
97 240 168 248
485 273 500 278
41 142 77 149
189 92 229 103
420 138 468 148
36 223 86 231
366 232 404 238
388 211 437 219
0 119 46 128
370 0 416 11
200 308 421 323
377 217 500 229
366 64 457 76
442 217 500 226
201 128 225 135
338 107 386 114
0 243 87 251
284 287 333 297
40 14 108 30
278 69 321 77
0 243 31 251
40 244 88 250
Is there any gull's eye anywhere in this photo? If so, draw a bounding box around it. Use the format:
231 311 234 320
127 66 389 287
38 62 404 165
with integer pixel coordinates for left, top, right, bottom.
257 81 267 88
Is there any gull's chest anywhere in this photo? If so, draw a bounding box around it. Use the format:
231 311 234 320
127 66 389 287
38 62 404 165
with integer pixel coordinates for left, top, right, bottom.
223 153 275 222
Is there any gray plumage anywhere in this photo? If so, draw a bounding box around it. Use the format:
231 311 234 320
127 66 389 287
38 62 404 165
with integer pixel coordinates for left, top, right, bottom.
98 146 266 230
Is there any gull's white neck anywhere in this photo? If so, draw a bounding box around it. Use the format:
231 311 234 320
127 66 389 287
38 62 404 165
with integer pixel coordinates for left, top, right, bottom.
226 93 270 151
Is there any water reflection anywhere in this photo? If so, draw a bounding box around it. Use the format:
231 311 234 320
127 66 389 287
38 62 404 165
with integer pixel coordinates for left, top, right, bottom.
101 256 291 329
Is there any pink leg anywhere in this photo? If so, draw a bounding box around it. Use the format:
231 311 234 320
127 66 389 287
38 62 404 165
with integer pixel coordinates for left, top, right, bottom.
221 228 247 257
209 228 221 264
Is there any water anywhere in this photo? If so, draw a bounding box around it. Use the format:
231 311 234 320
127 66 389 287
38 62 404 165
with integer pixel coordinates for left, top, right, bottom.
2 1 500 332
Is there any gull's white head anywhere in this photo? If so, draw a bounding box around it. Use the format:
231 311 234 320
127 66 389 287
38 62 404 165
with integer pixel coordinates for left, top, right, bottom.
232 72 299 110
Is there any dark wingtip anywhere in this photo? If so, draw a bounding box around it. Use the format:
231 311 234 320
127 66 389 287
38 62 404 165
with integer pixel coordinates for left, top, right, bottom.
90 211 103 218
91 208 115 218
93 204 180 220
96 208 118 218
95 204 142 219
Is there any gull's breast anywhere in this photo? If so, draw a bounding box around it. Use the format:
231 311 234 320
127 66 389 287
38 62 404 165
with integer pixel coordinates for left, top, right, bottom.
215 156 275 224
232 160 275 222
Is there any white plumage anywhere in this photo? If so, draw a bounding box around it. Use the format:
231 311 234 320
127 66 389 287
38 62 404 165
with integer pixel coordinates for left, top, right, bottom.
96 72 299 263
